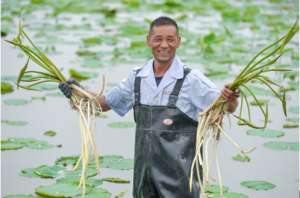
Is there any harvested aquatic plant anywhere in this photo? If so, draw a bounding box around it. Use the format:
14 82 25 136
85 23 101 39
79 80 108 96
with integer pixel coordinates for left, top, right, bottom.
6 23 105 196
189 20 298 197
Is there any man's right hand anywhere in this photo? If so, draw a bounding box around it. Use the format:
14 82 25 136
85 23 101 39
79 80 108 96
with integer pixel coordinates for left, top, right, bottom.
58 78 81 99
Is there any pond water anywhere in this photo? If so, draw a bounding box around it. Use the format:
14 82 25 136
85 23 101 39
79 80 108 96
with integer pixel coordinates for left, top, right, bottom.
1 0 299 197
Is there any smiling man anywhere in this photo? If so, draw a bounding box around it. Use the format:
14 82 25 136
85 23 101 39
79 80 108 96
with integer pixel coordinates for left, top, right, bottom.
59 16 239 198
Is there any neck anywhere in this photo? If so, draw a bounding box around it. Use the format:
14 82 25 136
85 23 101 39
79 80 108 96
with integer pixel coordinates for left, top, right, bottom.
153 58 173 77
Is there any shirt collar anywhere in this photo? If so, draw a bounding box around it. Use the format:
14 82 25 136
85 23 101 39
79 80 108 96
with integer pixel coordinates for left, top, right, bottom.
137 55 184 79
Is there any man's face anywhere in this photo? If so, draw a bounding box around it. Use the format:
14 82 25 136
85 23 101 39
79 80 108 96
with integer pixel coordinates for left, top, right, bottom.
147 25 181 64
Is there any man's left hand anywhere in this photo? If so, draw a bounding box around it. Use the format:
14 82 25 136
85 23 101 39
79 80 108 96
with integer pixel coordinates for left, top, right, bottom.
221 85 240 113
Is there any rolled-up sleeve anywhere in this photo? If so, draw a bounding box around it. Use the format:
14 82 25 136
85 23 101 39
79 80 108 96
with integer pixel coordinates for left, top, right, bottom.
104 69 137 116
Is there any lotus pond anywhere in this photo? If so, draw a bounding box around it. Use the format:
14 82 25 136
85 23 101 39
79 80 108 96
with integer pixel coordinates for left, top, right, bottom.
1 0 299 197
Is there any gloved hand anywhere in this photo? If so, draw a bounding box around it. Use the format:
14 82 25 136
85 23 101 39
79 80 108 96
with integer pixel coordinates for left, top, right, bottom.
58 78 81 99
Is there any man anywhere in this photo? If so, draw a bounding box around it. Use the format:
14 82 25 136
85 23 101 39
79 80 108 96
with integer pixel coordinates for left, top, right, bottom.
59 16 239 198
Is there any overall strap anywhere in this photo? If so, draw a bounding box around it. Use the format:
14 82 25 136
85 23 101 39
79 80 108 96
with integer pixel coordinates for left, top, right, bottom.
134 69 142 105
167 67 191 107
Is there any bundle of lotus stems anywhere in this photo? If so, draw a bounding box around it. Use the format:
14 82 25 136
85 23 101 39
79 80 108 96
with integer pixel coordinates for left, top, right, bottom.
189 20 298 197
6 23 105 196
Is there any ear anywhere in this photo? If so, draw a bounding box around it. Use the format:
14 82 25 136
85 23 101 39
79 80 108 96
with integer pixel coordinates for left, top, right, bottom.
176 36 181 48
146 35 151 47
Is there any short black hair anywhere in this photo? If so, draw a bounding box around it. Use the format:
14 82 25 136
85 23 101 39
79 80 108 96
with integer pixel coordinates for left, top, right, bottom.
149 16 179 35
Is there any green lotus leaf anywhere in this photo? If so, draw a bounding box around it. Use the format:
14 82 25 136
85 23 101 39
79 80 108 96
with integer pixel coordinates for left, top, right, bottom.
100 155 134 170
75 188 111 198
82 56 102 68
102 177 130 184
240 180 276 191
205 184 229 193
20 167 40 178
55 156 80 167
43 130 57 137
69 68 98 81
31 83 57 91
246 129 284 138
3 99 31 106
288 106 299 114
232 154 250 162
57 177 103 187
82 36 102 46
31 96 46 101
46 92 64 97
1 81 14 94
263 141 299 151
33 165 65 178
6 137 55 150
1 140 24 151
35 182 89 197
61 166 97 180
115 190 128 198
107 121 135 128
3 195 37 198
283 122 299 128
208 192 249 198
1 120 28 126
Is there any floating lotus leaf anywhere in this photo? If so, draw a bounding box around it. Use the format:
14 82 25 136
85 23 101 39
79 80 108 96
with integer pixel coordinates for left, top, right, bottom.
20 168 40 178
5 138 55 150
1 81 14 94
3 99 31 106
46 92 63 97
35 182 89 197
263 141 298 151
33 165 65 178
82 36 102 46
100 155 134 170
246 129 284 138
31 96 46 101
130 40 146 48
76 49 97 57
107 121 135 128
286 80 299 91
57 178 103 187
115 190 128 198
205 184 229 193
232 154 250 162
1 120 28 126
1 140 24 151
69 69 98 81
102 177 130 184
3 195 37 198
55 156 80 167
43 130 57 137
24 140 55 150
288 106 299 114
119 23 147 36
240 180 276 191
82 56 102 68
286 117 299 123
31 83 57 91
283 122 299 128
61 166 97 180
75 188 111 198
208 192 249 198
1 75 17 82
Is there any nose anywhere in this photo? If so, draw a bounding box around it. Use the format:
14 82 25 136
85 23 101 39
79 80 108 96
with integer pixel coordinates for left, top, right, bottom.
160 39 168 48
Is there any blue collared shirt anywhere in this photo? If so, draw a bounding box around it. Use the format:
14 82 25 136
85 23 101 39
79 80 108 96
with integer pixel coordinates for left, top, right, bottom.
105 56 220 121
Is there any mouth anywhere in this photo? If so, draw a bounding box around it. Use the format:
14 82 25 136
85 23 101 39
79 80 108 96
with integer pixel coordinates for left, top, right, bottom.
157 50 170 57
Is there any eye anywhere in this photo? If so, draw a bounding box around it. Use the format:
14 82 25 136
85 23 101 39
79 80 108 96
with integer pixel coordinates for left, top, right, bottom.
153 37 162 42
